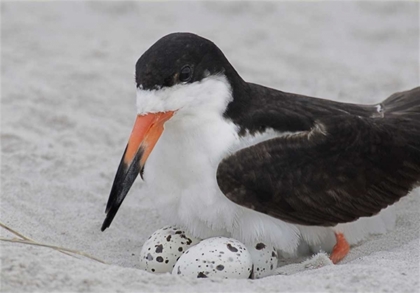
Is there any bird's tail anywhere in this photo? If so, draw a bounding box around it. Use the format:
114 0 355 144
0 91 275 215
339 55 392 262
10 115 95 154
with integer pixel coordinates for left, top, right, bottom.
382 86 420 188
382 86 420 157
381 87 420 118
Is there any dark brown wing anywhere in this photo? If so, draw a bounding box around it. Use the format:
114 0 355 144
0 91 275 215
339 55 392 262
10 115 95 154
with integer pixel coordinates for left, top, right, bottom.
217 115 420 226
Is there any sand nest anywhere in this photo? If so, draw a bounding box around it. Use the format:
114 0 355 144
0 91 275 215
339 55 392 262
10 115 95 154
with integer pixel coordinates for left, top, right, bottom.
1 2 419 292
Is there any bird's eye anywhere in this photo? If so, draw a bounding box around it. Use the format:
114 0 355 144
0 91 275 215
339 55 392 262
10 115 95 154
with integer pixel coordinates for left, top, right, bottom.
179 65 192 83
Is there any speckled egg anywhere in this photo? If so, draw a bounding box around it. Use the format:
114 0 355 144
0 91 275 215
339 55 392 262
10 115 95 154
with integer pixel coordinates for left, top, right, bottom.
139 225 201 273
172 237 253 279
246 242 278 279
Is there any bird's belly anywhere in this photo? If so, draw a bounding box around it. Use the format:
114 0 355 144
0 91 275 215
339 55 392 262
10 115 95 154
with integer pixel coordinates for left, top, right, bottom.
142 174 305 254
143 152 306 254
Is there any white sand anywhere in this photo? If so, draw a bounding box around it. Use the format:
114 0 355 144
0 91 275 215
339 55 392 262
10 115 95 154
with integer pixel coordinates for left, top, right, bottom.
1 2 419 292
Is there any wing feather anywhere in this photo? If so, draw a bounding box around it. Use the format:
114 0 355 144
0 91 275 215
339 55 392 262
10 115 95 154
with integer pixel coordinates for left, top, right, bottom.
217 115 420 226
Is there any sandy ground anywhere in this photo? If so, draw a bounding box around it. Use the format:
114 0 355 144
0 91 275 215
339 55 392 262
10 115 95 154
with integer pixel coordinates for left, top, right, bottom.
1 1 419 292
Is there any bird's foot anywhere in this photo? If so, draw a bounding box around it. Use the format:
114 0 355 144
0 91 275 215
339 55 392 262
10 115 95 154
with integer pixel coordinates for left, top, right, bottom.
329 232 350 264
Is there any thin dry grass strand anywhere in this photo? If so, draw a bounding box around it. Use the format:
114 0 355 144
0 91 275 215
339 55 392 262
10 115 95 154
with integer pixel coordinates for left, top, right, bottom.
0 222 35 241
0 221 76 258
0 222 107 264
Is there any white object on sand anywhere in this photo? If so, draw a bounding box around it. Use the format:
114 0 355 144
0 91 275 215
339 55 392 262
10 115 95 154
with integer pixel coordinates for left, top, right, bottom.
173 237 253 279
246 242 278 279
139 226 201 273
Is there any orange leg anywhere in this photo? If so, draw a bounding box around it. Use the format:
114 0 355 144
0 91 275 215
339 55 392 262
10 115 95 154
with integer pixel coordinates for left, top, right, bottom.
330 232 350 264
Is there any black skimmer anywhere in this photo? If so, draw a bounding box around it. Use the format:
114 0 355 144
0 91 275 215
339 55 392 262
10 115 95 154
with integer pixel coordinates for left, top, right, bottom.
101 33 420 263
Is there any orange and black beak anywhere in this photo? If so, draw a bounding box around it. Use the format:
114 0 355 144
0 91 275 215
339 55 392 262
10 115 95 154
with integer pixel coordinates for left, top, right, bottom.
101 111 174 231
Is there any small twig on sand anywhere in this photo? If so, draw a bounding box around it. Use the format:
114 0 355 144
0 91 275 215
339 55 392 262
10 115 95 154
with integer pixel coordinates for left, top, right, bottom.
0 221 107 264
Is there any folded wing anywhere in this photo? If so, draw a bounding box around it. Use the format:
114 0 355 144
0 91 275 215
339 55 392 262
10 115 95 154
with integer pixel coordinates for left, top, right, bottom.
217 115 420 226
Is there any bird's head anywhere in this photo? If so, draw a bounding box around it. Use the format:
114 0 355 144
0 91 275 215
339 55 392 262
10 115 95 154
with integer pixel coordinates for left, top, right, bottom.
102 33 242 230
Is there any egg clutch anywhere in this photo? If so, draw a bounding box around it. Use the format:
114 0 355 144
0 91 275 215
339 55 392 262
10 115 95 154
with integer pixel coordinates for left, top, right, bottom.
139 226 278 279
